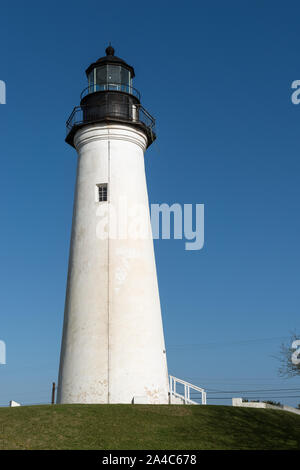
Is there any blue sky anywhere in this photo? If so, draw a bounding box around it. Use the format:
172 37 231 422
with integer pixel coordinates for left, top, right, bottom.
0 0 299 407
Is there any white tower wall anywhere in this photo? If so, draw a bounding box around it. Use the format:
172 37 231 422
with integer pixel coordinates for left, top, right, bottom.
57 123 169 404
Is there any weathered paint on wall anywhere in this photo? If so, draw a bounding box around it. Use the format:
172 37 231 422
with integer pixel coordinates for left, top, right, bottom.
57 124 169 404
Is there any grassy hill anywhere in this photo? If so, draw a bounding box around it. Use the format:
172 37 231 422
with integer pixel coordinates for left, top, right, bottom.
0 404 299 450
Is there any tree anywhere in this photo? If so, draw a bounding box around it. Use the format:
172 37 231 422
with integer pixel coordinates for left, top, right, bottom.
277 331 300 377
263 400 282 407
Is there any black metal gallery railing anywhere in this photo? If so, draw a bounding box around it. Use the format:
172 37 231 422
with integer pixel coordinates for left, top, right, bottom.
80 83 141 101
66 103 156 136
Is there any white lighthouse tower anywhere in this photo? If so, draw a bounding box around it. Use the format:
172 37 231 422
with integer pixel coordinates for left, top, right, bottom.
57 46 169 404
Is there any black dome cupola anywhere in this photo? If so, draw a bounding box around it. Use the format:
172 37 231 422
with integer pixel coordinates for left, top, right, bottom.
66 46 155 148
85 44 135 81
105 44 114 55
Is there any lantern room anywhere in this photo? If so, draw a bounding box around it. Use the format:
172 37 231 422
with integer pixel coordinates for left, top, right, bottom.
65 46 155 148
83 45 139 99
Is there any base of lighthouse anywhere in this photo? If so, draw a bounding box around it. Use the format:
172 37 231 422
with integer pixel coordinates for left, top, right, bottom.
57 123 169 405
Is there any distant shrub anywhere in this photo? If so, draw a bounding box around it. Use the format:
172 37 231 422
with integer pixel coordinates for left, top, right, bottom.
242 399 260 403
263 400 282 407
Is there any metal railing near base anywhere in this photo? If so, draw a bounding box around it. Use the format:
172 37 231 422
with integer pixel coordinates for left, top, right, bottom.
169 376 207 405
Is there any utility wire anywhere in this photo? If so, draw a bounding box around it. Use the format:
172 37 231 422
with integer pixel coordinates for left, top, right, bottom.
203 388 300 394
205 396 300 400
167 335 289 349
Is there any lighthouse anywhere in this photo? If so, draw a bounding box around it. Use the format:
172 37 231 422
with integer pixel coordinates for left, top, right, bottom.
57 46 169 404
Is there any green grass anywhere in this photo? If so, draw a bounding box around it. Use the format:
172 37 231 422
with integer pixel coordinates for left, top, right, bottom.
0 404 299 450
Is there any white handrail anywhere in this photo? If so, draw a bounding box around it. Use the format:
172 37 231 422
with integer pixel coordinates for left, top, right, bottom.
169 376 207 405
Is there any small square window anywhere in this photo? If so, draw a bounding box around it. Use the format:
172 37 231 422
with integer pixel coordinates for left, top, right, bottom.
97 183 108 202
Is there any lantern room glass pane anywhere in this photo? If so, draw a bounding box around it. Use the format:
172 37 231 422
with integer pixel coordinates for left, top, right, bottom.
121 68 130 91
88 71 94 92
96 66 107 86
107 65 121 90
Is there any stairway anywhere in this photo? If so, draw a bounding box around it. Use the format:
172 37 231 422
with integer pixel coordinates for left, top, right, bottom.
169 376 206 405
